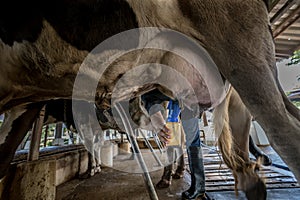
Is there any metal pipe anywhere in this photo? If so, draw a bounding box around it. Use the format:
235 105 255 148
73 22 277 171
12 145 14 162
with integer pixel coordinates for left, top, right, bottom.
139 129 163 167
115 103 159 200
152 132 164 154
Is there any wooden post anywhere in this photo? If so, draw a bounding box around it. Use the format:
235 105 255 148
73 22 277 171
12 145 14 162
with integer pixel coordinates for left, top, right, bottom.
43 125 49 147
121 131 124 143
53 122 64 146
17 131 30 151
28 106 46 161
202 111 208 127
55 123 63 139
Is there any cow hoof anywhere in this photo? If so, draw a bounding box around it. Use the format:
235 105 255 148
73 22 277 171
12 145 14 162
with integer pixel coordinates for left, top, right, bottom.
90 169 95 177
95 166 101 173
245 178 266 200
261 155 272 166
156 179 171 189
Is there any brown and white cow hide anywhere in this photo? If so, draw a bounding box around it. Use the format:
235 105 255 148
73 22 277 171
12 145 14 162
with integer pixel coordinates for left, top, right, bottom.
0 0 299 198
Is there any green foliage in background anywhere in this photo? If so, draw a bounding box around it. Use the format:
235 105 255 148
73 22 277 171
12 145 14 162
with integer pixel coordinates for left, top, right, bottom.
293 101 300 109
287 50 300 66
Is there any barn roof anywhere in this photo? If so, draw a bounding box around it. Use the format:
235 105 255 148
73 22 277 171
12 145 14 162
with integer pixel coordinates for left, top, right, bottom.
269 0 300 61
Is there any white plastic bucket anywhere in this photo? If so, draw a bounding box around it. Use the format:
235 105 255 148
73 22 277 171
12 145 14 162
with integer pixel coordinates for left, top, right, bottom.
100 142 113 167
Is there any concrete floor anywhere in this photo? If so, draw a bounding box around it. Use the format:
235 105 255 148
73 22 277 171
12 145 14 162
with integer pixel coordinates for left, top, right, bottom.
56 146 300 200
56 151 191 200
56 167 191 200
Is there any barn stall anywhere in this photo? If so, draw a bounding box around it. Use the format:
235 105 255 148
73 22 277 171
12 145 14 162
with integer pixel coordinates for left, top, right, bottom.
1 0 300 199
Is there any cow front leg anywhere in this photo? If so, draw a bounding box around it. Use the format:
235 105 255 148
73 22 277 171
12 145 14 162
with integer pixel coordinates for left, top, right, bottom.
88 151 96 177
74 101 99 176
97 130 106 173
93 135 102 174
78 125 104 176
82 132 97 177
0 103 44 179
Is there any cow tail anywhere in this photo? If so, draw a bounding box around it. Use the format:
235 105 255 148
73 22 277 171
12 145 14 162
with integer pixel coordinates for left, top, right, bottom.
213 88 245 192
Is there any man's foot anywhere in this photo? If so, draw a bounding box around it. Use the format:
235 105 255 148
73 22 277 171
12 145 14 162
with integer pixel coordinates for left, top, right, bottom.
260 154 272 166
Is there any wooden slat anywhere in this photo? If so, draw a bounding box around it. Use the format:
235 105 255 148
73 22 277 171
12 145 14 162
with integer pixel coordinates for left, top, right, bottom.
206 183 299 192
188 146 300 192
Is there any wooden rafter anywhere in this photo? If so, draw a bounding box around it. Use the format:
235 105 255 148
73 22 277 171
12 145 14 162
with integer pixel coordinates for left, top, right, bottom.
273 5 300 38
269 0 300 60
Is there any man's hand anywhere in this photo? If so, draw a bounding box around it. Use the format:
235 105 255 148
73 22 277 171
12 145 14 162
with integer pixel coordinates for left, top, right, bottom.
157 125 171 147
150 111 171 147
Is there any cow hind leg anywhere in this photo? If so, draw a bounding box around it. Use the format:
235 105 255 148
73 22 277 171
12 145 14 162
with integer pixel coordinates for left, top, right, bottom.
88 151 97 177
94 141 101 173
214 88 266 200
85 135 98 177
224 60 300 182
0 103 44 179
215 26 300 182
185 0 300 181
73 101 103 176
81 129 103 176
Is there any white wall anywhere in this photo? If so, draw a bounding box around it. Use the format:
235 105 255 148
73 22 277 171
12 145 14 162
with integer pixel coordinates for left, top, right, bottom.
277 59 300 92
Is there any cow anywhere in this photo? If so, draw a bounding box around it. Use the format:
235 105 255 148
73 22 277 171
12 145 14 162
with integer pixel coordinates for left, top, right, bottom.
0 0 299 199
42 99 146 176
1 99 112 177
43 99 110 177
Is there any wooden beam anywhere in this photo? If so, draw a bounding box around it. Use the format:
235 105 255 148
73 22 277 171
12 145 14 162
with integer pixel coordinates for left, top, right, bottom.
280 32 300 37
43 125 49 148
271 0 298 24
293 43 300 51
275 52 292 58
55 122 63 139
202 112 208 127
28 106 46 161
273 5 300 38
276 48 293 54
283 26 300 31
289 21 300 27
275 38 300 45
276 33 300 40
269 0 283 12
276 44 297 50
